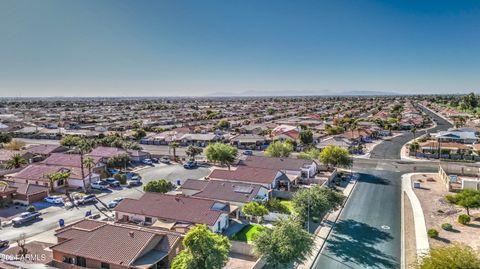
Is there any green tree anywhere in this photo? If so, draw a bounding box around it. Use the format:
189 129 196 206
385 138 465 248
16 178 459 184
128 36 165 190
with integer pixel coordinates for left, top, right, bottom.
319 145 353 168
446 189 480 215
205 143 238 170
0 132 12 144
253 218 313 268
298 148 321 160
169 141 180 161
5 154 28 169
409 142 420 152
143 179 175 193
186 145 203 161
60 135 82 148
242 202 269 222
292 185 345 224
133 129 147 140
216 119 230 129
265 141 293 158
76 139 93 192
107 154 130 170
47 171 71 194
299 129 313 145
82 157 96 192
416 244 480 269
171 225 230 269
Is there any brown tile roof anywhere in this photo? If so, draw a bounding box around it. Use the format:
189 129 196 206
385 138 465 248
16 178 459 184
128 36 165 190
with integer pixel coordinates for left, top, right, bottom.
42 153 102 167
26 144 62 155
181 179 263 203
9 182 48 195
51 220 180 267
115 192 224 226
209 166 278 185
239 155 315 171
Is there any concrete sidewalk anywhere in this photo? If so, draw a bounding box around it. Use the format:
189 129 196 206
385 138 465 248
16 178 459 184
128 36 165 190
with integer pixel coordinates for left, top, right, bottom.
401 173 430 258
297 174 359 269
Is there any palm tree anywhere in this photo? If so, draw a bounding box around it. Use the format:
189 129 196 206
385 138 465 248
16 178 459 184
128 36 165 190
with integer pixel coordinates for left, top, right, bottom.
82 157 96 193
75 139 93 191
169 141 179 161
186 145 202 161
47 171 71 194
411 127 417 141
5 154 27 170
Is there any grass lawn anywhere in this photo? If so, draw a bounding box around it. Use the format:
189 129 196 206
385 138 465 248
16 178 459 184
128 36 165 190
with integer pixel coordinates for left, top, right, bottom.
231 224 263 243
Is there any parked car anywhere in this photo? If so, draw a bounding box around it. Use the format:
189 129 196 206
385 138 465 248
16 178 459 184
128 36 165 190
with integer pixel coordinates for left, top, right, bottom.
0 240 9 248
183 161 198 169
104 178 120 187
151 158 159 163
243 150 253 156
160 157 171 164
44 196 64 204
12 212 41 226
75 194 97 205
108 168 120 175
142 159 153 165
91 180 109 190
127 177 142 187
108 197 124 208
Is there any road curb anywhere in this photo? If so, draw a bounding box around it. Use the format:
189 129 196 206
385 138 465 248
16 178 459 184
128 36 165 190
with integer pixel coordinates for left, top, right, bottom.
306 173 360 269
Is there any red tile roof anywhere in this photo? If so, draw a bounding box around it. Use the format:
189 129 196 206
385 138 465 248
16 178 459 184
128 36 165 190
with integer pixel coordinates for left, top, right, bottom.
52 220 180 267
115 192 224 226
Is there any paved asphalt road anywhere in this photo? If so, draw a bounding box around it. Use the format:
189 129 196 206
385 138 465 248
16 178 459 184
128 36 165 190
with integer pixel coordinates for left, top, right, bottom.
369 105 453 160
313 105 455 269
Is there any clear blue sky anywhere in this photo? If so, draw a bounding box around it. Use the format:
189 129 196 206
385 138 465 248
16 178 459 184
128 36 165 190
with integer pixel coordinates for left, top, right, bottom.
0 0 479 97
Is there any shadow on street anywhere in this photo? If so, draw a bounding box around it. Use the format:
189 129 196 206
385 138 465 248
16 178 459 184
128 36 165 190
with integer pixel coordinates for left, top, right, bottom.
325 219 398 268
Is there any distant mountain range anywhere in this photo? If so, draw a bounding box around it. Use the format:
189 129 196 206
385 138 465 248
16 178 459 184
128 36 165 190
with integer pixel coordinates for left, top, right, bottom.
206 90 403 97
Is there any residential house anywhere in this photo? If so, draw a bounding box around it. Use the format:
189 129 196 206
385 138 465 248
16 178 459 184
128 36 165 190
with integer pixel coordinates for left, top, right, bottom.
178 179 269 218
115 192 230 234
271 125 300 142
50 219 182 269
229 134 267 149
435 128 479 144
239 155 318 178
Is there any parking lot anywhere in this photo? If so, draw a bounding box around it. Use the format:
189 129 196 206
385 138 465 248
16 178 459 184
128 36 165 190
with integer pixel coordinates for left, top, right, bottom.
0 162 212 243
137 163 212 186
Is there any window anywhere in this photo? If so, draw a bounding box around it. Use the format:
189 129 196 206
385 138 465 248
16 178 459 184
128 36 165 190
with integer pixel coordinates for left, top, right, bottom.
62 256 73 264
100 262 110 269
75 256 86 267
145 217 152 223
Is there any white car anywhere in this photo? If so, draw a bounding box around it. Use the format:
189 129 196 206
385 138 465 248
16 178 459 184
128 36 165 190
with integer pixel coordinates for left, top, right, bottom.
91 181 109 190
108 197 124 208
44 196 64 204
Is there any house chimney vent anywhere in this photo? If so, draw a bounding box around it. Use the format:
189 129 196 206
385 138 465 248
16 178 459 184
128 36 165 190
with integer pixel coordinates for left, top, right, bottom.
129 231 134 238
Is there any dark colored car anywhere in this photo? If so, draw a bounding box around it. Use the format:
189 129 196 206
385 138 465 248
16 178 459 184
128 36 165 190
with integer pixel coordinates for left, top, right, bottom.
0 240 9 248
183 161 198 169
243 150 253 156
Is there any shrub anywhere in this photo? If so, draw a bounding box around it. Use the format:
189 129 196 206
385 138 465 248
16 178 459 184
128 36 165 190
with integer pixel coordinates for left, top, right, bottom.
26 206 36 213
441 223 452 231
427 228 439 238
114 173 127 184
458 214 471 225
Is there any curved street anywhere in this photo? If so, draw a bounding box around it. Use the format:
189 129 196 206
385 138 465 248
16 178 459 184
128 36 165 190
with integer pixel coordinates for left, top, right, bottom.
312 105 456 269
